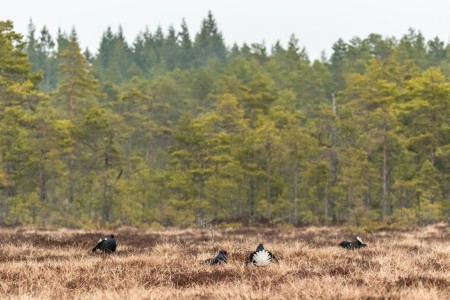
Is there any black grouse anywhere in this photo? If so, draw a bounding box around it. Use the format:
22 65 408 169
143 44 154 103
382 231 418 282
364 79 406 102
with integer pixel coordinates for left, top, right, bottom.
204 249 228 265
339 236 367 249
246 243 277 266
92 234 117 254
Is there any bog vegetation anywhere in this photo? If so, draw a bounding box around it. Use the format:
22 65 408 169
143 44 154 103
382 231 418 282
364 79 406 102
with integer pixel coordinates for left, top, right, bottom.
0 225 449 299
0 12 449 228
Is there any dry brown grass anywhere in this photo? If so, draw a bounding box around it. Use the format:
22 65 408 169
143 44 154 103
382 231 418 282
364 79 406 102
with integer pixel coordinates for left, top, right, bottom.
0 224 449 299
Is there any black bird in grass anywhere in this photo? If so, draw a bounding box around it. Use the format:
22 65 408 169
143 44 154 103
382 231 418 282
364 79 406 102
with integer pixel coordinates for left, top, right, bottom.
92 234 117 254
246 243 277 266
339 236 367 249
204 249 228 265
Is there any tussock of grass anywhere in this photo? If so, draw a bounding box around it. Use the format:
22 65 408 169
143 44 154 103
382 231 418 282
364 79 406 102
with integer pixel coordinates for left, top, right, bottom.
0 224 449 299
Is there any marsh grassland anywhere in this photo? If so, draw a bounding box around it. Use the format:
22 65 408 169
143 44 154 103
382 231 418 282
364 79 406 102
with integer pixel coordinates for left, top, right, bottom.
0 224 449 299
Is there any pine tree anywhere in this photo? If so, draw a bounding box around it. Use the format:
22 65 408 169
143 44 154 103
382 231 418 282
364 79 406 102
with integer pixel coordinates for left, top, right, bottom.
193 11 227 66
163 26 180 70
395 67 450 213
179 19 193 68
0 20 43 224
54 30 103 205
396 28 428 69
340 58 403 220
26 21 57 91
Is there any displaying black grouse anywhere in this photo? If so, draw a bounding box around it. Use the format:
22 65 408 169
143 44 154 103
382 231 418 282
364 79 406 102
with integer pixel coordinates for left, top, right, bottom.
92 234 117 254
339 236 367 249
204 249 228 265
246 243 277 266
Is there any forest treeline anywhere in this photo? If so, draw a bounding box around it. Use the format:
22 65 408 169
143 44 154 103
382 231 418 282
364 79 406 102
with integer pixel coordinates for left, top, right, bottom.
0 12 449 228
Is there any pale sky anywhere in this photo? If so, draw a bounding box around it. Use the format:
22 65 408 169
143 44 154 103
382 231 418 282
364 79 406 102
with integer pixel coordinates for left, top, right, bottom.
2 0 450 60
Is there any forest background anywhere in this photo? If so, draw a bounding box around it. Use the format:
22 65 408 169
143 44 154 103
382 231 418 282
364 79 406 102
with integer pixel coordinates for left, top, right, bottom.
0 12 448 229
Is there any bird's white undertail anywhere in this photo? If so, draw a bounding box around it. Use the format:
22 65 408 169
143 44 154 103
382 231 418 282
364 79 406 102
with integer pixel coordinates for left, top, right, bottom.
253 250 272 266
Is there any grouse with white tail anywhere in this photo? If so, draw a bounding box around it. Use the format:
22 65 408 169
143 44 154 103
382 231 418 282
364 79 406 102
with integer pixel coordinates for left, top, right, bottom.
246 243 277 266
204 249 228 265
339 236 367 249
92 234 117 254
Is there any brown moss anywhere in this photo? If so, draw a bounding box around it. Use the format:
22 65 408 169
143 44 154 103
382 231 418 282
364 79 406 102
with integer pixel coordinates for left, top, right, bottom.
0 224 449 299
395 275 450 289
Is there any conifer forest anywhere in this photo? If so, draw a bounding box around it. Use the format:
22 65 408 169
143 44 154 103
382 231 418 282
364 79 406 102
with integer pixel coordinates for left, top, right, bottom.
0 13 449 229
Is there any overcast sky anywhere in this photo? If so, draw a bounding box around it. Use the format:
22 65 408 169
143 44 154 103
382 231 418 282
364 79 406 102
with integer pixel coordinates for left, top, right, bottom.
2 0 450 60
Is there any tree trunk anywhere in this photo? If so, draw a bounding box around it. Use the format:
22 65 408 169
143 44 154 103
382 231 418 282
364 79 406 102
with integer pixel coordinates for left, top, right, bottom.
381 133 390 220
102 132 113 222
102 175 110 222
248 177 255 220
329 92 338 221
293 171 298 224
265 163 271 219
265 143 272 220
39 152 47 202
68 158 74 203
